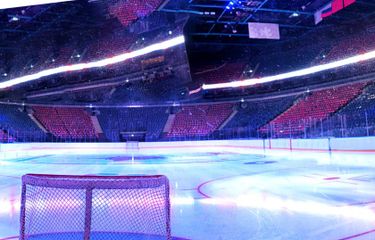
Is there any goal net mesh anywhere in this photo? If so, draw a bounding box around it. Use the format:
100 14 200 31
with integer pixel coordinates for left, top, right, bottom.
20 174 171 240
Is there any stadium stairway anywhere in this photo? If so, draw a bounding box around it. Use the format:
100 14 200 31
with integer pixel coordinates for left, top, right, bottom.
163 114 176 134
91 115 104 134
218 109 238 130
28 113 48 133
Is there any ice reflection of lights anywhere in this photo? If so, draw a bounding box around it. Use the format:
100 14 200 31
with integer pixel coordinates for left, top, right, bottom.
1 195 373 221
171 196 195 205
0 199 20 216
200 194 375 221
0 161 10 166
0 196 196 217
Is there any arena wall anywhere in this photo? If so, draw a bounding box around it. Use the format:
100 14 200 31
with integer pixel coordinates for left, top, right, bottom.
0 137 374 165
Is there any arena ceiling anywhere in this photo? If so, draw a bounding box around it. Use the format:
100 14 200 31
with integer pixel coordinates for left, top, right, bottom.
0 0 373 51
162 0 375 44
0 0 112 51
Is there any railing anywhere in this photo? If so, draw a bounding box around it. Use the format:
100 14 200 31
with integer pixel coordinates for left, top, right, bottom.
259 111 375 139
161 110 375 141
0 130 100 143
1 111 374 143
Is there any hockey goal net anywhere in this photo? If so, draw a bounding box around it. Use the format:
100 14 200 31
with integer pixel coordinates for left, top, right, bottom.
126 141 140 154
20 174 171 240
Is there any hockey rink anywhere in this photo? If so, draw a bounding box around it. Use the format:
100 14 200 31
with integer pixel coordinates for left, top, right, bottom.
0 144 375 240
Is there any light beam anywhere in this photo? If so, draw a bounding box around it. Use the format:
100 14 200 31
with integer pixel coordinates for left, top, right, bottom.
202 50 375 90
0 0 74 10
0 36 185 89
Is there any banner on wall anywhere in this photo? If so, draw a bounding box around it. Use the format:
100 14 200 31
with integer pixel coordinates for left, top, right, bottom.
248 22 280 40
314 0 356 24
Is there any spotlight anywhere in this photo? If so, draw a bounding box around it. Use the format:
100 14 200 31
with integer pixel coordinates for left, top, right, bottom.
9 16 19 22
291 12 299 17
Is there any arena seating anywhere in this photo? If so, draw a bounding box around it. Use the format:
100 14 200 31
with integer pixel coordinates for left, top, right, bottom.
35 45 55 70
109 0 164 27
0 105 44 141
1 81 375 142
57 47 76 65
224 96 296 135
332 83 375 134
7 41 78 79
193 62 246 84
253 44 325 76
3 13 179 82
322 32 375 62
0 130 15 143
166 103 233 137
98 107 169 141
84 33 135 61
1 26 374 142
8 50 33 78
222 31 375 80
260 82 368 136
33 107 97 140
